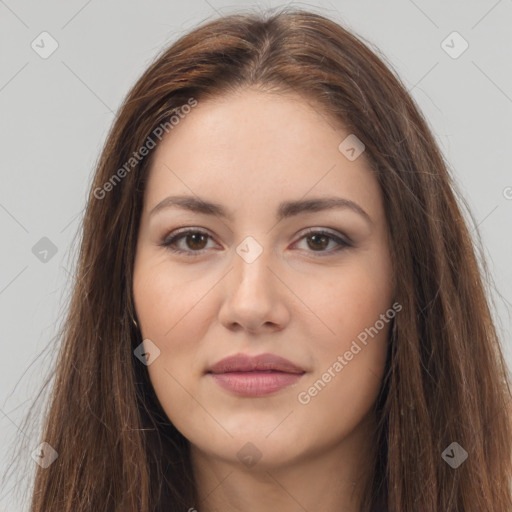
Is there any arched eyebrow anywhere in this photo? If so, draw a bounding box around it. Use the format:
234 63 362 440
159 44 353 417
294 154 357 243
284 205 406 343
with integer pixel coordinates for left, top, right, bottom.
149 195 372 225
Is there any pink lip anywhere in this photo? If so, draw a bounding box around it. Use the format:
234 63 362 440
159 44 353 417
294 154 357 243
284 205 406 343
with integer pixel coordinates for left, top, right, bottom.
206 353 305 396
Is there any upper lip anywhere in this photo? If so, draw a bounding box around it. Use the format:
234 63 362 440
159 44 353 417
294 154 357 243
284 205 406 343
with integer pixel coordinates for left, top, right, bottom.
207 353 305 374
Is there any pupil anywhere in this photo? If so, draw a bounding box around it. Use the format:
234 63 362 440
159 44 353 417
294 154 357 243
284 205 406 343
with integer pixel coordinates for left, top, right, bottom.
308 234 328 250
188 233 207 250
185 233 329 251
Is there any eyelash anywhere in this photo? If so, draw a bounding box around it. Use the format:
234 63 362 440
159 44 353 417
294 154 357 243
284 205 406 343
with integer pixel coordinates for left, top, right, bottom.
159 227 352 258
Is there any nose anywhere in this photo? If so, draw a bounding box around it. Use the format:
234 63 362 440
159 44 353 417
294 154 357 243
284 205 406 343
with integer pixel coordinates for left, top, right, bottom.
217 242 290 334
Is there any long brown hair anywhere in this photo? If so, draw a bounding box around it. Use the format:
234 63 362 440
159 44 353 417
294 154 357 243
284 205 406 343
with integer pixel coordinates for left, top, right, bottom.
6 6 511 511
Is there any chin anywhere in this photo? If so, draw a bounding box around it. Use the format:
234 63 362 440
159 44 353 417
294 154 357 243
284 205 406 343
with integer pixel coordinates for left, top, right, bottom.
204 434 308 470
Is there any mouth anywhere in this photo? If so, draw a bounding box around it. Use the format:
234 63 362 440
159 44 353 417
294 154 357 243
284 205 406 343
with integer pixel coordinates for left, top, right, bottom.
206 353 306 396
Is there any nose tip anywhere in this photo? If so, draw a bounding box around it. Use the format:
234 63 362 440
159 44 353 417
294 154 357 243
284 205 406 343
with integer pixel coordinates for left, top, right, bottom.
218 242 290 334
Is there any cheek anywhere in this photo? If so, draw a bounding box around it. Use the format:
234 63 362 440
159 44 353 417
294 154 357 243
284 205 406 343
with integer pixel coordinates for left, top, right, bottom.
132 258 219 426
306 255 393 353
133 256 215 341
293 255 392 420
133 274 214 385
294 324 390 451
132 242 394 451
295 335 388 456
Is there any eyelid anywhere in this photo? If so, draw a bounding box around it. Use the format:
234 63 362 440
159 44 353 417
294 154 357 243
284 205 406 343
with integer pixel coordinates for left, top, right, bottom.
159 226 352 257
298 227 353 246
159 227 217 256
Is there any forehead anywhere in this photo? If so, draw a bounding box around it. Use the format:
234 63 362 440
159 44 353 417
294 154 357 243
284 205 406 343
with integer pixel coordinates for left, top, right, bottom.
143 89 382 219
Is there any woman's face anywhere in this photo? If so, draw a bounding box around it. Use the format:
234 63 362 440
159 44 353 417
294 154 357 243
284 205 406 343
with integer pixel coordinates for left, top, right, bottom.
133 88 394 470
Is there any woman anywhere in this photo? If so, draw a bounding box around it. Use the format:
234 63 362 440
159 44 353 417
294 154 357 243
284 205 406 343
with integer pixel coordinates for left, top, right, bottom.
17 7 512 511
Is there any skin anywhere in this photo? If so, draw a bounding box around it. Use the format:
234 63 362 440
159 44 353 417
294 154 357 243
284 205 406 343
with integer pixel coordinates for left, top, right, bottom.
133 87 394 512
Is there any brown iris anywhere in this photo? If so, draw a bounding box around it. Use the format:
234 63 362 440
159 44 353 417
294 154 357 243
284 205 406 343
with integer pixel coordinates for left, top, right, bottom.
185 232 209 250
306 233 329 251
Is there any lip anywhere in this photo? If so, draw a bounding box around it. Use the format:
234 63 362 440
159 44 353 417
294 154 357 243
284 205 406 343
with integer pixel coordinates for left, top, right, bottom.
206 353 305 396
207 353 305 374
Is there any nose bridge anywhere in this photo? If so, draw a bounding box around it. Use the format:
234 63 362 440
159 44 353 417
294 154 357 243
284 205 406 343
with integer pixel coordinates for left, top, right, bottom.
218 234 288 332
232 234 275 297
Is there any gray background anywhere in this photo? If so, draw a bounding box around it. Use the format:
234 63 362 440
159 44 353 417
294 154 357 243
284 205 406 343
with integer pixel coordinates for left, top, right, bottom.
1 0 511 510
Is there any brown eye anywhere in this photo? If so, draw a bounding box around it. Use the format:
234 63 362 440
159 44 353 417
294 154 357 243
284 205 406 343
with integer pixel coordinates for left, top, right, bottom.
160 227 351 258
160 229 214 256
294 229 351 255
306 233 330 251
184 232 209 250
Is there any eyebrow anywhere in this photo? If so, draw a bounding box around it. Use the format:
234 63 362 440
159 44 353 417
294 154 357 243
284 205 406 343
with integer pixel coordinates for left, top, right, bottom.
149 194 372 225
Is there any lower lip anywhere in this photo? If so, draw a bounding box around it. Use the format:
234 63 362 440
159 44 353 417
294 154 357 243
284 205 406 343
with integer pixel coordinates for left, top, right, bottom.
209 371 304 396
